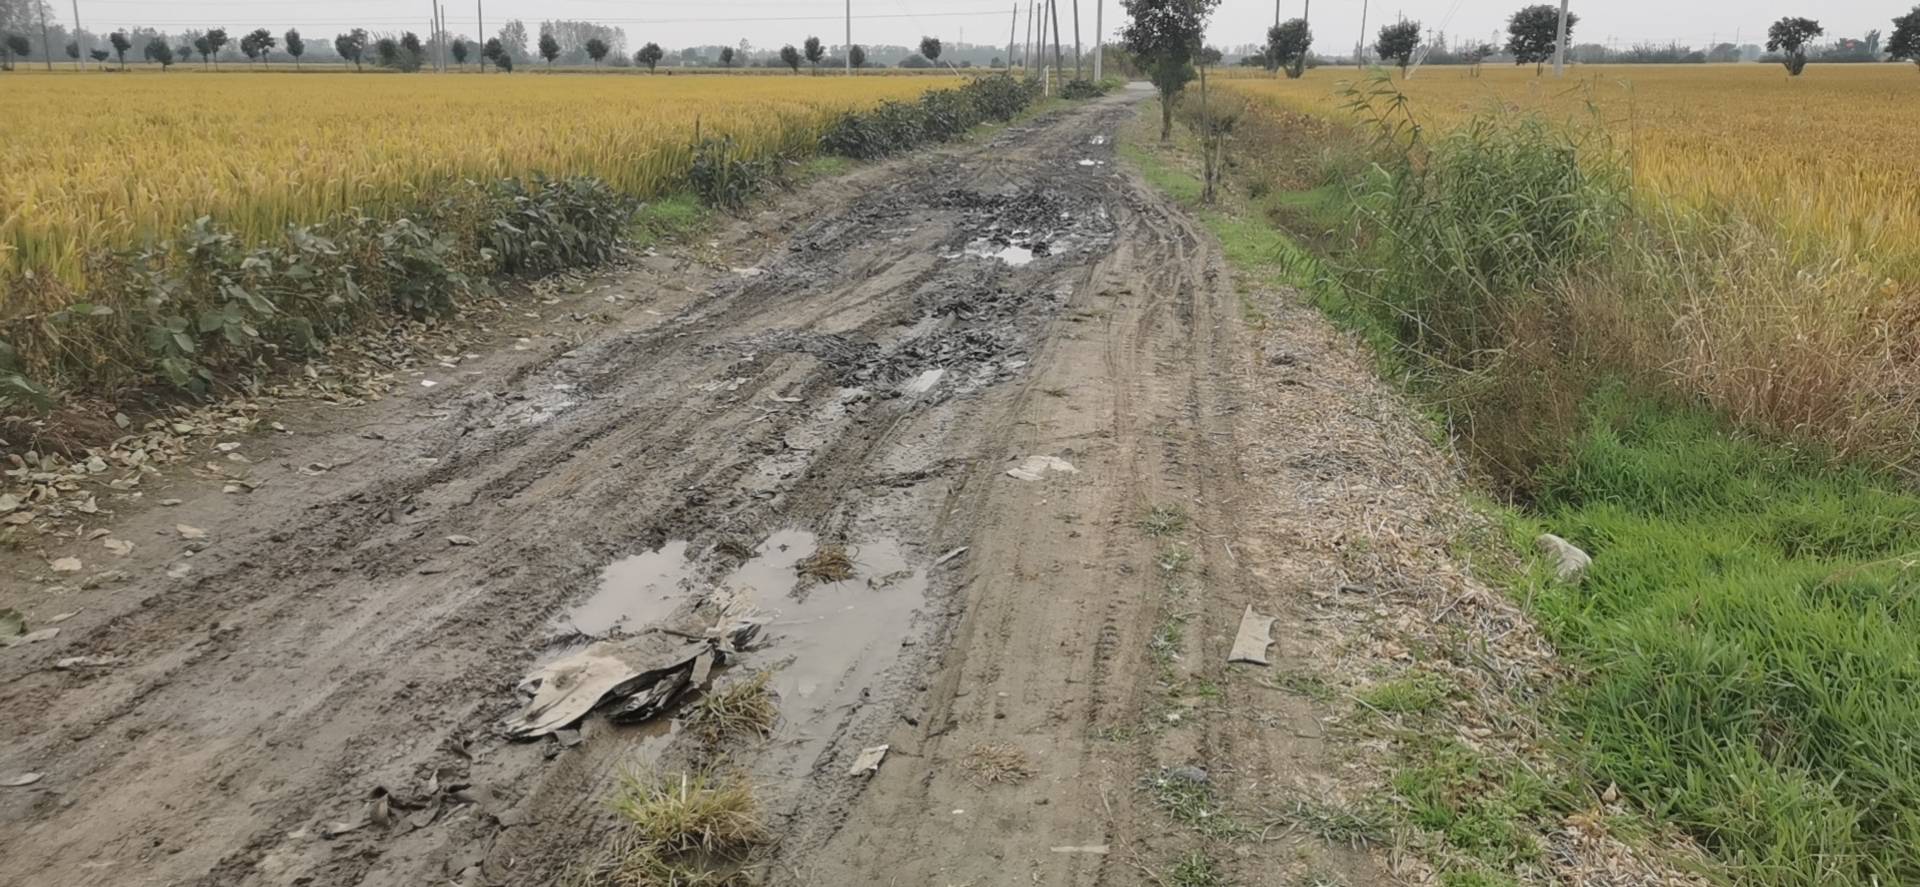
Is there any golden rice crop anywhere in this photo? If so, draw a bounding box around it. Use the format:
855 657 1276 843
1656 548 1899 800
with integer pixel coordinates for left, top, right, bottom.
1221 63 1920 271
0 70 948 308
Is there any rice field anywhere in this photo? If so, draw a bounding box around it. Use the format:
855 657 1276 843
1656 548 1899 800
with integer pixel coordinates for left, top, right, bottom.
1221 63 1920 271
0 71 950 308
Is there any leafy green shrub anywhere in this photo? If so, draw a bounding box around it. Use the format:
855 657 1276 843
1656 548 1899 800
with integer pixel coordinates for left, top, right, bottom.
687 136 776 210
1061 78 1107 99
2 174 634 399
820 75 1040 160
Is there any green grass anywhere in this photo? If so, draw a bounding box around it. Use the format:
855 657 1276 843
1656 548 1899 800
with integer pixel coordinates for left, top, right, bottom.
1139 504 1190 537
1167 849 1226 887
629 194 708 248
1123 94 1920 886
1146 769 1248 839
1524 389 1920 885
1356 674 1451 715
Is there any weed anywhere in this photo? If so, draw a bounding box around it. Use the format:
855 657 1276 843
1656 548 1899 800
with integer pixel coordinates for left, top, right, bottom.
1146 769 1247 839
1156 544 1193 573
1259 669 1336 704
1356 674 1451 715
577 770 765 887
1268 797 1392 849
684 672 778 745
1167 849 1225 887
1139 504 1190 538
610 770 766 855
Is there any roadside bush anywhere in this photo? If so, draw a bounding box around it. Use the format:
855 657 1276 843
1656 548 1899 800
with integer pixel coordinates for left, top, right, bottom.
820 74 1040 160
1060 78 1107 99
688 136 778 210
2 175 634 397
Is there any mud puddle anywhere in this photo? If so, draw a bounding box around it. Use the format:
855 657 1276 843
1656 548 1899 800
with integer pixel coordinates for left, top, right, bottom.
566 540 697 635
565 530 927 707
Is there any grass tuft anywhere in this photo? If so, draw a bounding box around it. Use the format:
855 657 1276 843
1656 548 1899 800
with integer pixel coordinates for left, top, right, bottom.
1138 504 1190 538
684 672 778 745
793 544 855 583
961 742 1034 786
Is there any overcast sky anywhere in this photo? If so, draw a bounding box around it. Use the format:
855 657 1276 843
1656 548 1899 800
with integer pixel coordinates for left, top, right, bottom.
61 1 1903 51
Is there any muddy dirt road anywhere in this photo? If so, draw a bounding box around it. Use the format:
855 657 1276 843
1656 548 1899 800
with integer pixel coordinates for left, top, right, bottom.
0 87 1436 886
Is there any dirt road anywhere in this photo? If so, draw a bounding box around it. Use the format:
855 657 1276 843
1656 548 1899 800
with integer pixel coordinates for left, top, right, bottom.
1 87 1439 886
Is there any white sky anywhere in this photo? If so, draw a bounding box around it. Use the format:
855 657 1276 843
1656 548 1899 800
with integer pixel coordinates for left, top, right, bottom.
60 1 1903 51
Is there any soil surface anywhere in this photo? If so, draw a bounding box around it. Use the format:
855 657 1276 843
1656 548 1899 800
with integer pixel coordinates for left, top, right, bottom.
0 87 1441 886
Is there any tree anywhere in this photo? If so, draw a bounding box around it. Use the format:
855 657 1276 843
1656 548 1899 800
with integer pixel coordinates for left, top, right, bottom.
88 47 106 65
1121 0 1222 141
1465 41 1496 75
848 44 865 68
193 35 211 67
400 31 424 64
175 43 192 65
2 32 28 69
64 39 77 63
375 37 399 68
919 36 942 63
144 37 174 70
498 20 529 62
803 35 824 73
718 45 735 67
205 27 229 68
451 38 469 68
284 29 304 68
1506 4 1576 74
1766 17 1822 76
1266 18 1311 79
239 28 274 67
496 51 513 73
1374 20 1421 76
482 36 504 69
636 41 663 72
538 31 560 67
779 43 801 73
108 30 131 69
1887 6 1918 70
335 30 367 70
585 36 609 66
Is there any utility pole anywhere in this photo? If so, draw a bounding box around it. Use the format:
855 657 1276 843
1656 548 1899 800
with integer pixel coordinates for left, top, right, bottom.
1093 0 1101 80
846 0 852 74
70 0 84 70
1025 0 1036 71
1008 4 1017 72
1552 0 1569 75
1049 0 1063 82
1071 0 1081 80
40 0 54 70
478 0 485 72
1357 0 1368 68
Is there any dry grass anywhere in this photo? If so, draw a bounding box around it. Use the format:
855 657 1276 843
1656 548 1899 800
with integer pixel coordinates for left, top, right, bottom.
960 742 1034 786
684 672 779 745
793 544 854 583
573 769 767 887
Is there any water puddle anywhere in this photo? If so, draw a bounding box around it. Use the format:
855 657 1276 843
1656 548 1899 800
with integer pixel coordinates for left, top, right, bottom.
565 531 929 706
714 530 927 704
567 541 697 635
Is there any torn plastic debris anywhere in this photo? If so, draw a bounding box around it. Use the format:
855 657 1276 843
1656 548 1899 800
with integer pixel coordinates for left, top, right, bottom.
848 744 889 777
501 621 761 740
1006 455 1078 482
1228 605 1275 666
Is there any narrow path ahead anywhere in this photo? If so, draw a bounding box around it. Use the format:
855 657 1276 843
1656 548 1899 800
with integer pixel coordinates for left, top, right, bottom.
2 87 1423 886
